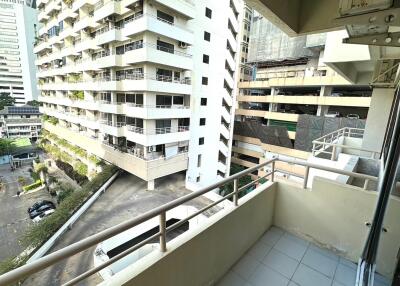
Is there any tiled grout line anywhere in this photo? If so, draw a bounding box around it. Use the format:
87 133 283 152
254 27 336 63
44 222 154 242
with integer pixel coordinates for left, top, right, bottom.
288 236 311 284
330 255 342 286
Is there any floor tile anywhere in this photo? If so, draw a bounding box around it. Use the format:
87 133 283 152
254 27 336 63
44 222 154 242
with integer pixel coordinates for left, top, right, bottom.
217 271 247 286
274 235 309 261
374 273 390 286
334 263 357 286
308 244 339 262
247 240 273 262
249 264 289 286
262 248 299 279
232 253 260 280
260 227 284 246
339 257 357 270
292 264 332 286
288 282 300 286
301 247 338 278
284 233 310 248
332 281 346 286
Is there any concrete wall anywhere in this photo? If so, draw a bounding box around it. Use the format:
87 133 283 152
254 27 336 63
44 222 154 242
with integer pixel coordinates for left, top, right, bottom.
274 177 400 278
362 88 395 153
101 182 276 286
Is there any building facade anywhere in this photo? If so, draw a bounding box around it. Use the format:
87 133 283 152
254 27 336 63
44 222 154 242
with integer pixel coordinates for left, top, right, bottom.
0 0 39 105
232 15 373 173
35 0 243 190
0 105 41 140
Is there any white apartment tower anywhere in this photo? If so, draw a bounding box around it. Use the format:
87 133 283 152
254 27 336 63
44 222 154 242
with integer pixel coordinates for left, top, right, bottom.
0 0 38 104
36 0 243 190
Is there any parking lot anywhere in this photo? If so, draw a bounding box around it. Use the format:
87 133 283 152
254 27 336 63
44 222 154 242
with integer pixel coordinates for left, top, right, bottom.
22 172 217 286
0 164 54 261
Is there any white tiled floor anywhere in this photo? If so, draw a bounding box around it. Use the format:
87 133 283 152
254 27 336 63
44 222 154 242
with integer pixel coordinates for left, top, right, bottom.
217 227 390 286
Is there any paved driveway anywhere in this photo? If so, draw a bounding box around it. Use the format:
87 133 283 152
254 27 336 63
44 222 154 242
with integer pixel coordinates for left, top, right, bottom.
23 172 217 286
0 164 54 261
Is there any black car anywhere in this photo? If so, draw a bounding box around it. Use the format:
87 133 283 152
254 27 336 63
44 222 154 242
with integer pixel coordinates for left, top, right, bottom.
29 204 55 219
28 200 55 214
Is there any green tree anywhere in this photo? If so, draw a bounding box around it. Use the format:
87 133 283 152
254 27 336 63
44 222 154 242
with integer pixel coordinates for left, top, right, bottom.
219 164 253 198
0 93 15 110
26 100 41 107
0 139 16 156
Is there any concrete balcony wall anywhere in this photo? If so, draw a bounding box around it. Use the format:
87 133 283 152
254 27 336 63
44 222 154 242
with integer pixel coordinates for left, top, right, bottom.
123 105 191 119
101 177 400 286
226 31 237 53
123 15 194 45
225 49 236 72
125 128 190 146
101 182 276 286
153 0 195 19
235 109 299 122
96 29 127 46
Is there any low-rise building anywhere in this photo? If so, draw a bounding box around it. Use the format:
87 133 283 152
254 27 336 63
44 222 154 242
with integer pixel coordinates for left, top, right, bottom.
0 105 41 140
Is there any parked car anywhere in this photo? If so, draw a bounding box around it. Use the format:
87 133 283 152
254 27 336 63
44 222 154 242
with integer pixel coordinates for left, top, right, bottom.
347 114 360 119
27 200 55 214
29 204 55 219
32 209 55 223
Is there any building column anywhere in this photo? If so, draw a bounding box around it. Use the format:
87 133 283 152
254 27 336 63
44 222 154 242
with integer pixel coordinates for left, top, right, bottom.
147 179 155 191
316 86 332 116
362 88 395 153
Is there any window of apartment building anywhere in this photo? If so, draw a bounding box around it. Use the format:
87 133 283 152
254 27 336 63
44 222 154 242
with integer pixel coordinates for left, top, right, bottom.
201 98 207 106
156 68 173 81
157 10 174 24
196 176 201 182
200 118 206 126
156 119 171 133
156 94 172 106
173 96 184 105
202 77 208 85
157 40 174 53
204 31 211 42
205 7 212 18
197 154 202 167
199 137 204 145
203 54 209 64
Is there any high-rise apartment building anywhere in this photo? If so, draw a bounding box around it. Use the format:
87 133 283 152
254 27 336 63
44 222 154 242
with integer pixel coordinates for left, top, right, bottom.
237 3 252 82
35 0 243 190
0 0 39 105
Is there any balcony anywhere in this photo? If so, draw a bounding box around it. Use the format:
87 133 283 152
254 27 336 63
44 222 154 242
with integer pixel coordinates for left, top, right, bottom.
93 0 124 22
153 0 195 19
95 27 127 46
1 156 396 286
124 43 192 70
123 104 191 119
122 13 194 45
125 125 190 146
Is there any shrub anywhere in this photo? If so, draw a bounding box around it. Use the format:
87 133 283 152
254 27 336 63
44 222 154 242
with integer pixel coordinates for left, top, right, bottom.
88 154 102 165
47 117 58 125
71 91 84 100
34 163 48 174
31 171 40 181
21 164 118 248
0 255 28 275
22 180 43 192
74 161 88 176
55 160 88 185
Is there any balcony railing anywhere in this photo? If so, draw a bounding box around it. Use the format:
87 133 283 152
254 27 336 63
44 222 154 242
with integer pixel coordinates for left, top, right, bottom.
0 156 380 286
312 127 380 160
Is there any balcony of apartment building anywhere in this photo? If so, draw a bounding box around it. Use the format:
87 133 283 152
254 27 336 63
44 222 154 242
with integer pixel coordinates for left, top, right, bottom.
1 155 396 286
121 12 194 45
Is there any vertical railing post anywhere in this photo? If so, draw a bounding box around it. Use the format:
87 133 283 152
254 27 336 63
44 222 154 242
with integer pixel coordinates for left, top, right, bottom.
331 145 336 161
363 179 369 190
303 166 310 189
271 161 275 182
159 212 167 252
233 179 238 206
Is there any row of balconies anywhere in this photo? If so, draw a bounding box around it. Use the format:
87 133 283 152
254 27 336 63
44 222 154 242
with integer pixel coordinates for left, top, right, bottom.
35 11 194 54
41 107 190 146
36 42 193 73
39 96 191 119
43 121 189 180
39 73 192 94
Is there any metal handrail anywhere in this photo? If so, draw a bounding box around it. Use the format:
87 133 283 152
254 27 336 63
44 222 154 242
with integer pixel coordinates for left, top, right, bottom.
0 156 380 286
312 127 380 160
